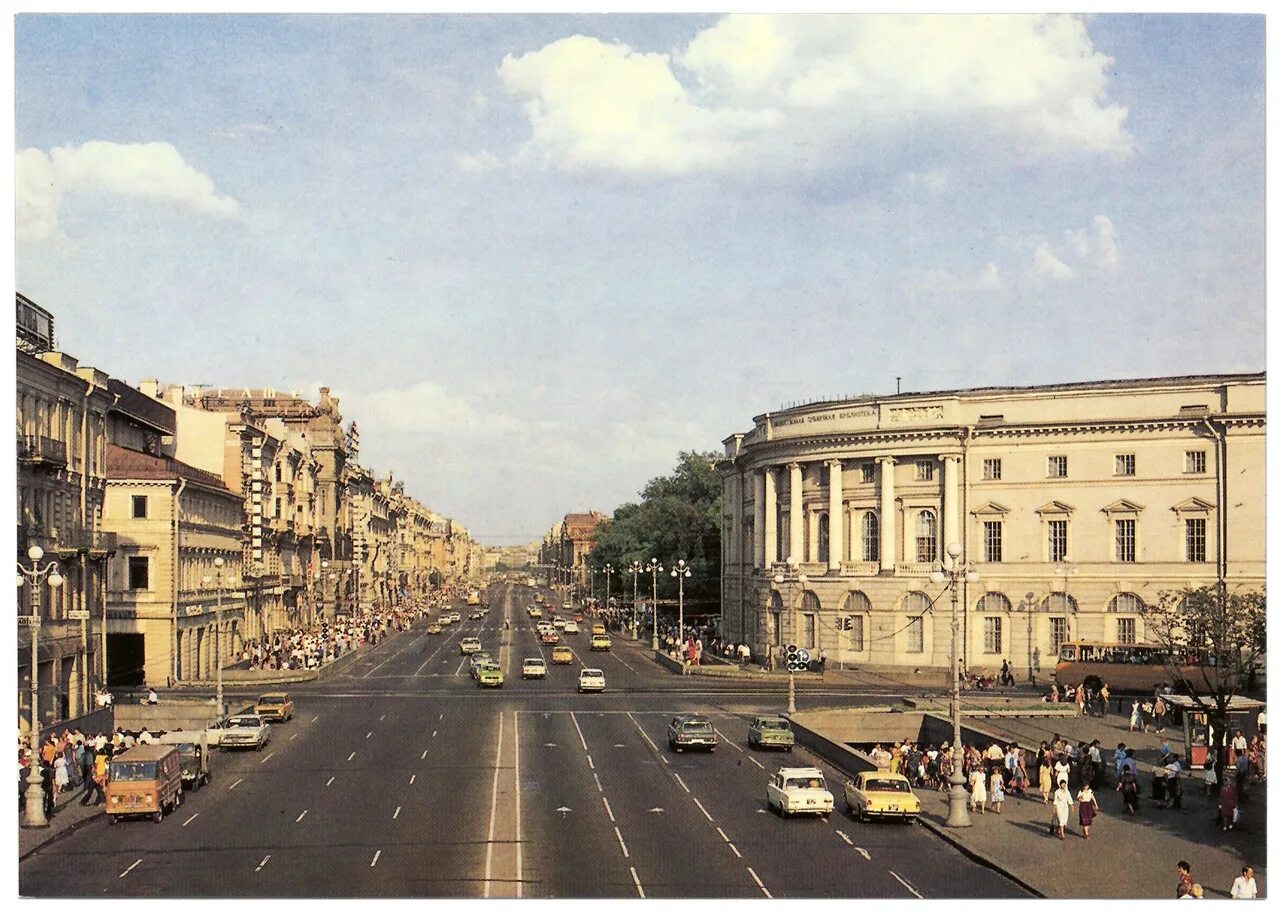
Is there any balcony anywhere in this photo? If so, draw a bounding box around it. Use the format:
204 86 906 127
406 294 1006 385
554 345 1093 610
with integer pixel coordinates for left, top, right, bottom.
17 435 68 469
50 528 118 559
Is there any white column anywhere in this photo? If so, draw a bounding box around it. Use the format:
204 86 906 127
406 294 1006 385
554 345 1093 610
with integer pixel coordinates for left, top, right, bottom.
877 457 896 573
763 468 778 568
753 472 766 569
828 460 843 572
807 509 820 562
788 462 803 565
942 453 961 549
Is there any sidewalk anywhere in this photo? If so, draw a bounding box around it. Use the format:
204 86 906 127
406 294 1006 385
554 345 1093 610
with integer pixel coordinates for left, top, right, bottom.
18 781 108 859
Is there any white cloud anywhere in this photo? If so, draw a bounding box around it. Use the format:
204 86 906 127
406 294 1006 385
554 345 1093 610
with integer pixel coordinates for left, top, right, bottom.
1065 214 1120 273
1031 243 1074 283
484 14 1132 176
456 151 503 173
17 140 238 241
341 381 525 437
913 261 1003 295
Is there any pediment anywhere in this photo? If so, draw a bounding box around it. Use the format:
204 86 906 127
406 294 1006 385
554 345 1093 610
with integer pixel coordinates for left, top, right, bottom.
1100 499 1145 515
1034 500 1074 516
1171 497 1215 514
970 500 1010 516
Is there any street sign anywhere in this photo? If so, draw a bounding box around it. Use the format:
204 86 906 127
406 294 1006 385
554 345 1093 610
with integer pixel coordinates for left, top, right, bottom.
68 610 90 621
17 615 40 627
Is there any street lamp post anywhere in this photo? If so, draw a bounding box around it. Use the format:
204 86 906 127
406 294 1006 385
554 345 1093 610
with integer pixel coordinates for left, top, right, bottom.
630 561 642 640
646 559 663 651
202 558 239 720
931 542 979 829
603 563 613 615
772 570 808 715
17 545 63 828
1019 591 1037 686
670 560 692 666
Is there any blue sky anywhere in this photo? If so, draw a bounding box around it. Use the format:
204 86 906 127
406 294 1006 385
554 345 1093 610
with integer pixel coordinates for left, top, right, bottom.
14 13 1265 544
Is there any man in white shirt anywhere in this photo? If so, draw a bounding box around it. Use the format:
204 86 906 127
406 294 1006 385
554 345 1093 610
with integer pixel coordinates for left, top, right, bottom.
1230 865 1258 899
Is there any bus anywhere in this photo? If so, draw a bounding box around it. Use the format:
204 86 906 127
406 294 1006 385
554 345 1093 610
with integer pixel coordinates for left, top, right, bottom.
1054 641 1224 694
466 591 481 606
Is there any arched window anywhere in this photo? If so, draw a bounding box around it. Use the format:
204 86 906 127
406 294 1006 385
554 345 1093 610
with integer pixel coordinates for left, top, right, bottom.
1039 592 1077 653
800 591 822 612
1039 593 1079 613
1108 593 1146 614
915 510 937 563
862 511 879 562
840 591 871 653
842 591 872 614
817 513 830 564
976 592 1012 613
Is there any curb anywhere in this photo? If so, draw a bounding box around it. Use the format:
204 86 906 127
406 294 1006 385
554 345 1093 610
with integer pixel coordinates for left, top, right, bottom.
19 800 108 862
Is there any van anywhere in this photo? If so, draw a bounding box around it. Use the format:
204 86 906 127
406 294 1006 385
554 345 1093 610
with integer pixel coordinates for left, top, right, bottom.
105 743 184 824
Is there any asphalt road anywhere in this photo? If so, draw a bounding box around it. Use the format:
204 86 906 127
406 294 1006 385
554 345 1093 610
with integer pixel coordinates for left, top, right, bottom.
19 583 1029 898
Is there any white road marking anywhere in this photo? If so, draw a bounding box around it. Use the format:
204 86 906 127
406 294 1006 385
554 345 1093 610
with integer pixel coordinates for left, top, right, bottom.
716 826 732 843
380 714 386 722
614 826 630 858
326 777 335 787
891 871 923 898
182 813 199 827
295 809 307 823
747 867 771 898
602 796 615 822
311 715 319 723
594 773 603 792
570 712 589 752
439 712 444 720
630 866 645 898
421 749 428 759
371 850 382 868
482 711 505 898
673 773 691 793
693 797 714 822
393 806 401 819
289 733 298 741
856 847 871 861
714 729 744 751
119 859 142 879
362 658 391 678
432 730 437 738
254 855 271 873
347 752 356 762
749 757 765 769
229 778 244 790
587 755 595 770
727 842 742 858
366 731 373 739
259 752 275 765
514 710 524 899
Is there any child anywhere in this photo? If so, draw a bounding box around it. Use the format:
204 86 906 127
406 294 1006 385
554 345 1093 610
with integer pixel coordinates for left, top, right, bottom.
989 766 1005 814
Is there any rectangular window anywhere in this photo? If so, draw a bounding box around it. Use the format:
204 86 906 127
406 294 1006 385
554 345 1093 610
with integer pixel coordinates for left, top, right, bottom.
1117 618 1137 645
1185 450 1207 474
863 514 879 563
1049 617 1070 653
861 463 876 484
916 531 937 564
1185 518 1207 562
1047 455 1068 478
127 557 149 590
983 458 1002 480
131 495 147 519
983 520 1003 563
1116 519 1136 562
1048 520 1068 562
915 460 934 482
846 616 864 652
771 611 783 647
905 617 924 653
803 613 816 650
983 616 1002 654
1115 454 1135 476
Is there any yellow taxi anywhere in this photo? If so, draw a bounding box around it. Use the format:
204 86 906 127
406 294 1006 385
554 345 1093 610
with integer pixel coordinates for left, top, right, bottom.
551 645 574 664
843 771 921 822
591 623 607 636
590 634 612 652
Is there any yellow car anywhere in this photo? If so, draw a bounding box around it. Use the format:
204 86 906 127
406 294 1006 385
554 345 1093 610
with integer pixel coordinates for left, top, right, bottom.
551 646 574 664
426 623 443 635
253 692 294 723
590 634 612 652
528 608 543 619
843 771 921 822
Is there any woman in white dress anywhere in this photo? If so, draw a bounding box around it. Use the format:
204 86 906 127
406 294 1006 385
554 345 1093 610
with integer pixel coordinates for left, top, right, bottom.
1052 780 1073 840
969 764 988 814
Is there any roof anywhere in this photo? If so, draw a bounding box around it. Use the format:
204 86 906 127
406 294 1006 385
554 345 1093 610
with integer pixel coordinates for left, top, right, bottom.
111 744 179 762
105 443 231 492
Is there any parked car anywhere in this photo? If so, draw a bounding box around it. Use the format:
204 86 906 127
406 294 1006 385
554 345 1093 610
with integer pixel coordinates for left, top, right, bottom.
747 716 794 751
219 714 272 751
766 767 834 818
253 692 294 723
522 658 547 679
843 771 921 822
667 716 719 753
578 668 606 693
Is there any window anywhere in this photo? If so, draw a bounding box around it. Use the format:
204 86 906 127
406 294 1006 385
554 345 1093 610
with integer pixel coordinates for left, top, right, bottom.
845 615 865 652
817 513 830 564
983 520 1003 563
127 557 149 590
983 458 1002 480
1047 455 1068 478
1115 519 1136 562
915 460 934 481
862 511 879 562
1116 618 1137 645
1185 450 1207 474
1109 593 1146 614
905 616 924 653
983 617 1003 654
803 613 816 650
771 611 782 647
1049 617 1070 653
1185 518 1207 562
915 510 937 563
861 463 876 484
131 495 147 519
775 505 786 563
1115 454 1135 476
1048 519 1068 562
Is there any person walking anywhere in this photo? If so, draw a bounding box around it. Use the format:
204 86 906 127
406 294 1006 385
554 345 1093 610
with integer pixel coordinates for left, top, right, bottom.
989 766 1005 814
1154 695 1167 733
1204 752 1219 795
1039 754 1053 804
969 763 988 814
1117 765 1140 815
1152 757 1168 809
1167 755 1184 810
1219 775 1238 830
1077 782 1100 838
1129 700 1142 732
1051 780 1073 839
1230 866 1258 899
1099 682 1110 718
1176 861 1195 899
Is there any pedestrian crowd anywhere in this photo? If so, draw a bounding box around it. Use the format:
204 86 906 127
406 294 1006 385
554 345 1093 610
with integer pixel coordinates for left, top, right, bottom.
238 600 436 671
17 724 160 818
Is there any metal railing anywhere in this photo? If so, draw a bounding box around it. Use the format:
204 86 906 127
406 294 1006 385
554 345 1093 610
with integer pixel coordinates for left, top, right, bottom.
16 434 68 467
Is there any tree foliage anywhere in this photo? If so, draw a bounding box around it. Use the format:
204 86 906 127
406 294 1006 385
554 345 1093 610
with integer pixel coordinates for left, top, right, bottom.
588 451 722 610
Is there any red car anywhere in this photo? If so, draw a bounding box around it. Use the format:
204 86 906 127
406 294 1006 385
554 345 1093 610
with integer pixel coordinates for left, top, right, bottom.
540 631 560 645
572 613 583 623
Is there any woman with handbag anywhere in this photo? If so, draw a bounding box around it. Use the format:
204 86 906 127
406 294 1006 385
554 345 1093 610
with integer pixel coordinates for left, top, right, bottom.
1077 783 1100 838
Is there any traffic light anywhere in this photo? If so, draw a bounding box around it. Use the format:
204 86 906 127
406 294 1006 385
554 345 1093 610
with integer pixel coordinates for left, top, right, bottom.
834 617 845 631
785 644 803 672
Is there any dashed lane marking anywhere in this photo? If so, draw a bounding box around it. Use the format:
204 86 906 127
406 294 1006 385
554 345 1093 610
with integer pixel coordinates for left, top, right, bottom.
514 709 524 899
602 796 615 822
421 749 429 759
593 773 603 793
326 777 335 787
290 734 298 741
727 842 742 858
714 729 744 751
182 813 198 827
409 775 416 785
891 871 923 898
626 712 668 764
366 732 373 739
747 867 771 898
229 778 244 790
259 752 275 765
672 773 691 793
856 847 871 861
119 859 142 879
614 826 630 858
432 730 438 738
587 755 595 770
371 850 382 868
693 797 714 822
482 711 505 899
295 810 307 823
393 806 401 819
347 752 356 762
630 866 645 898
569 712 589 752
380 714 386 722
311 715 319 723
749 757 765 769
716 826 732 843
254 855 271 873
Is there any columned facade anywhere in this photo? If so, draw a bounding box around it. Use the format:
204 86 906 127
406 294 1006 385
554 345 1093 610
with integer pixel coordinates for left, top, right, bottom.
719 374 1265 673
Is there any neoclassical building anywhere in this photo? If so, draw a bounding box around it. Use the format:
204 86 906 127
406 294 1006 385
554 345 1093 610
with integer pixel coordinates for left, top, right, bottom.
719 374 1264 676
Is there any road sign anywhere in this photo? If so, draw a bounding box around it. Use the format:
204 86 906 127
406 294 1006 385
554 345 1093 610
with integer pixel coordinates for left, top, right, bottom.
17 615 40 627
68 610 90 621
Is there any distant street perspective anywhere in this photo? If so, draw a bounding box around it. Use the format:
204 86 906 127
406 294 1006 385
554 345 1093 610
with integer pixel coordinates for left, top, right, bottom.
15 11 1266 902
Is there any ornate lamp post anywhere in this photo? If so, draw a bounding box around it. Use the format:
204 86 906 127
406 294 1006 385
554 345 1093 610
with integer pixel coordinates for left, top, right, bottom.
630 561 642 640
670 560 692 666
931 541 979 828
603 563 613 615
17 545 63 828
646 559 664 650
1018 591 1038 685
772 570 809 714
202 557 239 719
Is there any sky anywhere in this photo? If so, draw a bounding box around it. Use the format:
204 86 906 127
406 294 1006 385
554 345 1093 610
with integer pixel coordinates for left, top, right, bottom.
13 12 1266 545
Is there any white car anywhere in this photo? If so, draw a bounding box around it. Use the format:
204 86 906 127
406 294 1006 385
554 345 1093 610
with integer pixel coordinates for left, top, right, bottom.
563 621 579 634
766 767 834 818
449 612 462 623
460 637 482 655
578 668 606 693
552 618 567 630
522 658 547 679
219 714 272 751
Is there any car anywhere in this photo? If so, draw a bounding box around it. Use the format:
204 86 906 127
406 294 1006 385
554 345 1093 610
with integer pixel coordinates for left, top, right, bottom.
253 692 294 722
747 716 795 751
667 716 718 752
578 668 606 693
469 610 485 620
174 741 212 792
448 611 462 623
460 637 483 655
590 634 612 651
551 645 574 664
571 613 583 623
591 623 607 636
439 616 453 627
562 603 572 612
470 652 493 677
541 631 561 645
426 623 443 635
843 771 922 822
766 767 834 818
522 658 547 679
528 607 543 619
563 621 579 634
552 618 567 630
477 663 504 688
219 714 272 751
